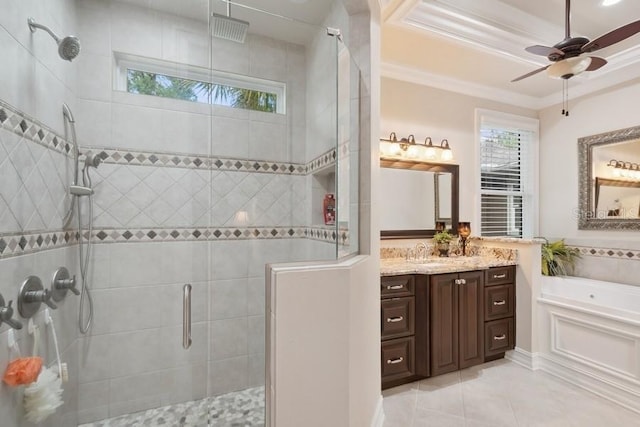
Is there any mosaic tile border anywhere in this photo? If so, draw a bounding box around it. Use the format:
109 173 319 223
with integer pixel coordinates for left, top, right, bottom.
0 230 79 259
85 148 307 175
0 226 347 259
571 245 640 261
84 145 339 176
0 99 74 158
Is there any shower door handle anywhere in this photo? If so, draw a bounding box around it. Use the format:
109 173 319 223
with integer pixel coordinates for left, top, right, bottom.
183 284 192 350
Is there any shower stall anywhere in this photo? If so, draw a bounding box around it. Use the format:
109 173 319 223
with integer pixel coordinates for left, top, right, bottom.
0 0 365 426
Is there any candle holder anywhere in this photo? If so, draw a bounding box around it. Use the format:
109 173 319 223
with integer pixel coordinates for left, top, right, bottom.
458 222 471 256
435 221 446 232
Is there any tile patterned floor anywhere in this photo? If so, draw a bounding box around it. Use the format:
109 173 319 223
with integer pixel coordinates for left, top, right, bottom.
383 359 640 427
79 386 264 427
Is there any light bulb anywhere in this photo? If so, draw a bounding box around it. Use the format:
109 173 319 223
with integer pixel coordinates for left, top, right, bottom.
441 149 453 161
407 145 419 158
425 146 436 159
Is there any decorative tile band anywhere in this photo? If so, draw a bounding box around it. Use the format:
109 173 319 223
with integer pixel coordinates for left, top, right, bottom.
85 148 307 175
0 99 74 158
0 226 347 259
306 148 337 174
571 245 640 261
305 225 350 246
84 145 340 177
0 230 79 259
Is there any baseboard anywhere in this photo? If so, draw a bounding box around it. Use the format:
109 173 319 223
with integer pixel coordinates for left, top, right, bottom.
538 353 640 415
370 395 385 427
505 347 541 370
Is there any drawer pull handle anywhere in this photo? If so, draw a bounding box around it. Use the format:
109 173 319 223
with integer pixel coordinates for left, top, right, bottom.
494 334 507 341
493 300 506 306
386 357 404 365
386 316 404 323
493 273 507 279
454 279 467 285
386 284 404 290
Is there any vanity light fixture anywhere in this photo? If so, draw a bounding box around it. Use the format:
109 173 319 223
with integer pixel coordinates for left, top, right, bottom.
380 133 454 162
607 159 640 180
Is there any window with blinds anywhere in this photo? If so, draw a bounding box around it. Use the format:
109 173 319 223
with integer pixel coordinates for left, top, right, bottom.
477 110 538 238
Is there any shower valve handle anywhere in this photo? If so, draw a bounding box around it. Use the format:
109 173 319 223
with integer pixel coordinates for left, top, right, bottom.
55 275 79 295
0 296 23 330
24 289 58 310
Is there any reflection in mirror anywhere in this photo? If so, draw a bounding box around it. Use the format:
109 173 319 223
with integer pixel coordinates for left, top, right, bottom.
579 126 640 229
435 173 452 222
380 159 459 239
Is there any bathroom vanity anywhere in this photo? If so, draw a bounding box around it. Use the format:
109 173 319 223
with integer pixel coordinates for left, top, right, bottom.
380 258 516 389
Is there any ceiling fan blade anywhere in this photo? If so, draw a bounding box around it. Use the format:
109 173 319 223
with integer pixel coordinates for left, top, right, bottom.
582 20 640 52
525 45 565 57
586 56 607 71
511 65 551 83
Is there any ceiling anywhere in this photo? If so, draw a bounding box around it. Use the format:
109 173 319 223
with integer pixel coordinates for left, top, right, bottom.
115 0 332 45
382 0 640 110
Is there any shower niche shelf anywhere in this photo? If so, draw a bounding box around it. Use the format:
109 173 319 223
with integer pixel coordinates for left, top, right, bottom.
312 167 336 227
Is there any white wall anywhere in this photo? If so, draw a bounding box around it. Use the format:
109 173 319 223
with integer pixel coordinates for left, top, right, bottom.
380 77 537 226
539 80 640 241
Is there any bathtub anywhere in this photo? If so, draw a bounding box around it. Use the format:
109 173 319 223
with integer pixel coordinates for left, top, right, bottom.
537 276 640 414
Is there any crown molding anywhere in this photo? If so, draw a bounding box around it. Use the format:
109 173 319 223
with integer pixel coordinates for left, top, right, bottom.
381 61 542 109
389 0 562 67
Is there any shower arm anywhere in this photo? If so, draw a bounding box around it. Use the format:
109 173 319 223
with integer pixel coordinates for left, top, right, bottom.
28 18 62 43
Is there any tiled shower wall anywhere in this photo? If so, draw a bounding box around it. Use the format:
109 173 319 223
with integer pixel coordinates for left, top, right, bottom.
0 0 80 426
73 0 343 423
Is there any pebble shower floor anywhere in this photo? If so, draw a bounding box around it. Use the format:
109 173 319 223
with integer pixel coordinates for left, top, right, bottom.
79 386 264 427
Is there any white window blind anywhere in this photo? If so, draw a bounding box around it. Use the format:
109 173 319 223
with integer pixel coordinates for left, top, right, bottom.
477 110 538 238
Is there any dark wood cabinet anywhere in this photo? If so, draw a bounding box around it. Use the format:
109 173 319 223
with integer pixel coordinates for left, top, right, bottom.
483 266 516 360
430 271 484 376
380 266 516 388
381 275 429 389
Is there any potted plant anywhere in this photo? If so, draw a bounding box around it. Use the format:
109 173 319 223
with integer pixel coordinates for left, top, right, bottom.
541 239 581 276
433 230 454 257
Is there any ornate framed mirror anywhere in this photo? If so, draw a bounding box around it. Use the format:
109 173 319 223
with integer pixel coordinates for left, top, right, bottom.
380 159 459 239
578 125 640 230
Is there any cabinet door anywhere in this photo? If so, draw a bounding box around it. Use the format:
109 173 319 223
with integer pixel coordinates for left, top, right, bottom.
430 273 459 376
458 271 484 369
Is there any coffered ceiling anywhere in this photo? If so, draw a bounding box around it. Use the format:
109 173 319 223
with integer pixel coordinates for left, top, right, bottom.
381 0 640 109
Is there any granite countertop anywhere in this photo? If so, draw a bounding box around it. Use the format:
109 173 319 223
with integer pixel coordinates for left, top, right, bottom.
380 256 517 276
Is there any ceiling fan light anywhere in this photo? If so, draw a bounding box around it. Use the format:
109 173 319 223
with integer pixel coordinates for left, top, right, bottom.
547 57 592 79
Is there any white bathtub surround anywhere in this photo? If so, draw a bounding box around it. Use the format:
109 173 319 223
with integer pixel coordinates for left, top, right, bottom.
538 276 640 414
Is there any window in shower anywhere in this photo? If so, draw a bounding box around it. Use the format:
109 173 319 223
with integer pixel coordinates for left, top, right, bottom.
115 52 286 113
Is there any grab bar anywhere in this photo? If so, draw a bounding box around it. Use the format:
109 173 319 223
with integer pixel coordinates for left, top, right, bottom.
183 284 192 349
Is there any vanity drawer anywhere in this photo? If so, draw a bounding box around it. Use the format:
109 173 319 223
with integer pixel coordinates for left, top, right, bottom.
381 336 415 382
484 318 515 356
484 284 514 321
485 266 515 286
381 275 415 298
381 297 415 340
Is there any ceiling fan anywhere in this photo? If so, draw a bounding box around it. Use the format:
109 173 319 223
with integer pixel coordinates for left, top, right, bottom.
511 0 640 83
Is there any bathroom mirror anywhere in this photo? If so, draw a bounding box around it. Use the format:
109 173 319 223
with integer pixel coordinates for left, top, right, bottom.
578 125 640 230
380 159 459 239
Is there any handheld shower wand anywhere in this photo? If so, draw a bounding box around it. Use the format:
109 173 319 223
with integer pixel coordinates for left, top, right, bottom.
27 17 80 61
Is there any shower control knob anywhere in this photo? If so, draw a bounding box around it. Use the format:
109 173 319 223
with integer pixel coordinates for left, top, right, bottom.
0 295 23 330
19 276 57 318
24 288 57 310
55 275 79 295
51 267 79 301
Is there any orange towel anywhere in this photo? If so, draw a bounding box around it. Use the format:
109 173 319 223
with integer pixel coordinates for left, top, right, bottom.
3 357 43 386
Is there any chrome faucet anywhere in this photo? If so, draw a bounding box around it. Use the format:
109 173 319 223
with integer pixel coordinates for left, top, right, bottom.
414 242 428 261
0 294 23 330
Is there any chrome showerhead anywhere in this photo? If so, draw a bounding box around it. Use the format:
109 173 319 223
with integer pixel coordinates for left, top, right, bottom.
211 13 249 43
28 17 81 61
211 1 249 43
